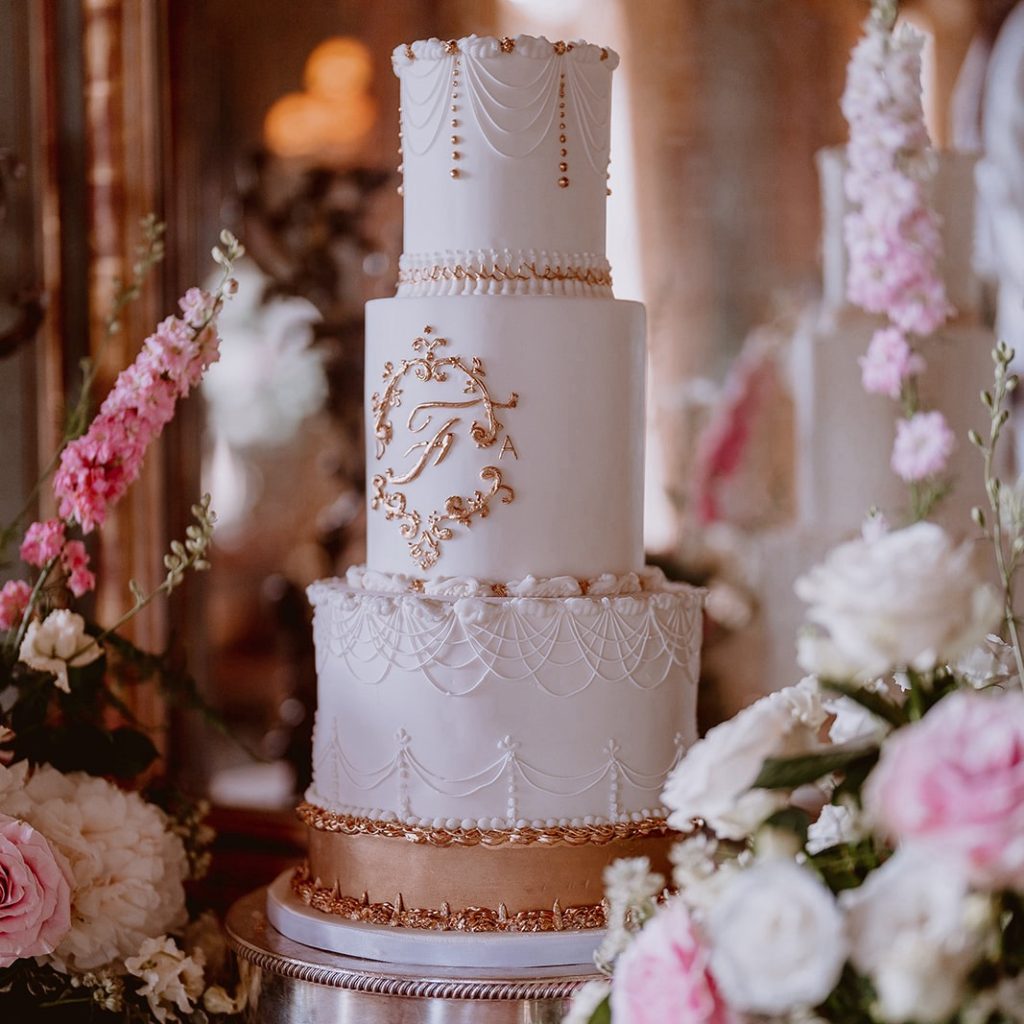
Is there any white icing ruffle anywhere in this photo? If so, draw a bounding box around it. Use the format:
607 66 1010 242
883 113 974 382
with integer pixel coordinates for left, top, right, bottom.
392 34 620 72
396 249 613 298
329 564 689 603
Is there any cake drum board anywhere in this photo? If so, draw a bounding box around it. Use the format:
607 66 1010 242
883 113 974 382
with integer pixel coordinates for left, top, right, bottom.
227 884 601 1023
266 871 606 969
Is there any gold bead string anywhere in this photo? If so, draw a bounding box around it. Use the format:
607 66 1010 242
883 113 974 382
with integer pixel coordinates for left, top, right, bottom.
449 42 461 179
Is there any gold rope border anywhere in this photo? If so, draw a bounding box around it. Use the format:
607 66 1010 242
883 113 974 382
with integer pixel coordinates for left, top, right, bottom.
292 864 607 933
397 261 613 290
297 802 672 849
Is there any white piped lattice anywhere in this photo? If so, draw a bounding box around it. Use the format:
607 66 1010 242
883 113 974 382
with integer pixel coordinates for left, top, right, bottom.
309 578 703 697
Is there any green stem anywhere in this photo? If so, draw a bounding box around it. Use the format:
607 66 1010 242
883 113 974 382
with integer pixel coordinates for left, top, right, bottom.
10 553 60 654
981 368 1024 689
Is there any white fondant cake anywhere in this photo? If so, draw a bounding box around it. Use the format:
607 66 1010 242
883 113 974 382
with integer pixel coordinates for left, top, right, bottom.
710 147 997 708
296 34 702 945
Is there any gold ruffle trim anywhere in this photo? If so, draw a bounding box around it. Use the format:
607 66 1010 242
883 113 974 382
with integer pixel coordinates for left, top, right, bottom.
397 262 613 290
297 801 672 848
292 864 607 933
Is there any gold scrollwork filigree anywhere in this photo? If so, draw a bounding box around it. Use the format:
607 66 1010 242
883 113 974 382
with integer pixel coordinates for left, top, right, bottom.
369 326 518 570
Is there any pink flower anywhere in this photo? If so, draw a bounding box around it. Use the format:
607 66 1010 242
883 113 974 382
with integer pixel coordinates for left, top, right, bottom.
864 690 1024 888
19 520 65 568
860 327 925 398
610 900 737 1024
0 581 32 632
891 410 954 481
842 17 953 338
60 541 95 598
0 814 72 967
53 286 222 534
178 287 214 328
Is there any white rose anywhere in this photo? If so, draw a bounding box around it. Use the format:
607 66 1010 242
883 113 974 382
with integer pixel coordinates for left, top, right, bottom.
842 848 988 1023
18 610 102 693
662 681 823 840
796 522 1000 680
708 859 847 1013
125 935 205 1023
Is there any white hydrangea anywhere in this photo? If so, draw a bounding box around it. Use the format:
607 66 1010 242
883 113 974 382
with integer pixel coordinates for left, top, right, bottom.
125 936 205 1023
0 762 189 972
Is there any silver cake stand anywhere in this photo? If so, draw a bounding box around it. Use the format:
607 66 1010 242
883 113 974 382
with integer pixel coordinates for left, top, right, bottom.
226 887 602 1023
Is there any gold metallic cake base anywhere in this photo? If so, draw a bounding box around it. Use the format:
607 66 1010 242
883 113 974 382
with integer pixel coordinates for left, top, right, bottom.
228 887 599 1024
299 802 676 931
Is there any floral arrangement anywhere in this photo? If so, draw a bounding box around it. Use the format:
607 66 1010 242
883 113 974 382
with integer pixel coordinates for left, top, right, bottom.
567 506 1024 1023
842 0 955 520
565 5 1024 1023
0 222 249 1020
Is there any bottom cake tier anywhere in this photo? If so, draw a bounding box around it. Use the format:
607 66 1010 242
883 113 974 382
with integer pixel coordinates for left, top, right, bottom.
302 565 702 931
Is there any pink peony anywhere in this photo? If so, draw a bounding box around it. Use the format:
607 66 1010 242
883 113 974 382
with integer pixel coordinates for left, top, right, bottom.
0 814 71 967
860 326 925 398
891 410 955 481
0 581 32 632
610 900 737 1024
864 690 1024 888
19 519 66 569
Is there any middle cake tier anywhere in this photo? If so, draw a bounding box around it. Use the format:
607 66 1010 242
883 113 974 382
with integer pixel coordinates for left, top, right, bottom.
365 295 645 580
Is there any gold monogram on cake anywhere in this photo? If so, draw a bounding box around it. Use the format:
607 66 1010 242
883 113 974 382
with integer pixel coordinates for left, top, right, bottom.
371 326 518 570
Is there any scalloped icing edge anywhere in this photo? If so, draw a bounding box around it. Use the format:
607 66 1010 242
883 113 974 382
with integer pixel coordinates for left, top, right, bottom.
311 564 703 603
301 791 672 833
392 34 620 71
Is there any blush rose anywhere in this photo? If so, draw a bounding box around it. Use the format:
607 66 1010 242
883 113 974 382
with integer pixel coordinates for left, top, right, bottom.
0 814 71 966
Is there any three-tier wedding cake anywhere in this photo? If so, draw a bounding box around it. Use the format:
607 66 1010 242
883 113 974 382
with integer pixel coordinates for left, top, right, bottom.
273 34 703 966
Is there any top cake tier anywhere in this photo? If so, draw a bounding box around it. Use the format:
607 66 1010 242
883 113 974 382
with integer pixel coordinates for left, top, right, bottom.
393 35 618 297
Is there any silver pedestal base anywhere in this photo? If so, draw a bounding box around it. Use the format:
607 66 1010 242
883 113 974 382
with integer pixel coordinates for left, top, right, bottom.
227 888 601 1023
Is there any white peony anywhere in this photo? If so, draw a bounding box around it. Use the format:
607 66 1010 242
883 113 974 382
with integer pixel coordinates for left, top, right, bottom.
125 936 205 1023
19 610 102 693
796 522 1000 680
5 763 189 972
662 679 824 840
708 859 848 1014
842 847 988 1023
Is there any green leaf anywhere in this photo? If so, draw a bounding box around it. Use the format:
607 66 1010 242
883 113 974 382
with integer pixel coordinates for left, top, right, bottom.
753 740 880 791
820 677 908 728
809 839 885 894
589 996 612 1024
762 806 811 844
